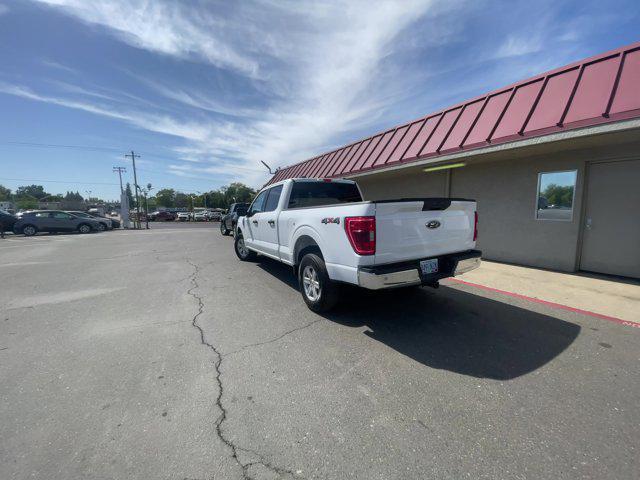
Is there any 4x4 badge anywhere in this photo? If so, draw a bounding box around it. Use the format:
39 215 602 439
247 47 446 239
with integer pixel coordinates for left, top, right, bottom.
321 217 340 225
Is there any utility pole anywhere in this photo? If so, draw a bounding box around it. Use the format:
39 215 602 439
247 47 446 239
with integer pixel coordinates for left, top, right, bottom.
124 151 141 229
113 166 127 194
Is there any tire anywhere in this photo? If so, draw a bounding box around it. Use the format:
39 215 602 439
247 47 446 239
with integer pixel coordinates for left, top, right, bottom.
234 231 257 261
97 223 106 232
220 221 230 236
22 224 37 237
298 253 340 312
78 223 92 234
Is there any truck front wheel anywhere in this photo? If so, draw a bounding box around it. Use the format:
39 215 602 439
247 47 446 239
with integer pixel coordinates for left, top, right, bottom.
234 232 257 261
298 253 339 312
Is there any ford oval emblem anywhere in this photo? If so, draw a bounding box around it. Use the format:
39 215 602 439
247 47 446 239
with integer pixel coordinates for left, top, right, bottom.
426 220 441 229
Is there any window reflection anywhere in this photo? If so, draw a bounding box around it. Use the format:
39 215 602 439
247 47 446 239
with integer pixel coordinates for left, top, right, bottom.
536 170 577 221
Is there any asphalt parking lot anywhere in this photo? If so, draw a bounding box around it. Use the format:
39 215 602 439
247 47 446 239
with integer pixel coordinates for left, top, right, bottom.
1 222 638 480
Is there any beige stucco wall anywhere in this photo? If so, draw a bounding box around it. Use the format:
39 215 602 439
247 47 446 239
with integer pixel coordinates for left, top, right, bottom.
450 155 584 271
352 131 640 273
357 169 447 200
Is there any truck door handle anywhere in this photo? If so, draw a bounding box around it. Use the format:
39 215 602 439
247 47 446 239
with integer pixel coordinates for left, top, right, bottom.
268 219 275 226
252 220 258 225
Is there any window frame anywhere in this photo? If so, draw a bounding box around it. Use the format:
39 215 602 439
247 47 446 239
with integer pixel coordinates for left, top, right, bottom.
263 185 283 213
285 180 363 210
248 189 268 216
534 169 578 222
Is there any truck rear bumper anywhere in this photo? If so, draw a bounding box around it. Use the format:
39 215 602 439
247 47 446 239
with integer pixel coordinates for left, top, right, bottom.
357 250 481 290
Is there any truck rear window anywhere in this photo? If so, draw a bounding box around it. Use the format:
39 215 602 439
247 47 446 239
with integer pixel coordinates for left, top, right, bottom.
287 181 362 209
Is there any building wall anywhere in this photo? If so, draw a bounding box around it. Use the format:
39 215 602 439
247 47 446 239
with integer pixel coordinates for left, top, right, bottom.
356 169 447 200
450 154 584 271
353 135 640 273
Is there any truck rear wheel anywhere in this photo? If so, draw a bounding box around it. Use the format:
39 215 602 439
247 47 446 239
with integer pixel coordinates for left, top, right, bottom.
298 253 339 312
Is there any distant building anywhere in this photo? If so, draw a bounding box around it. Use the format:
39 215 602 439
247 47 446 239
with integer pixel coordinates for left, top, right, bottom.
0 201 15 212
37 200 86 210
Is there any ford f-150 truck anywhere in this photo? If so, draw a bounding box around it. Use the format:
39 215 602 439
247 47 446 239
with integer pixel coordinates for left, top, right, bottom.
235 178 481 312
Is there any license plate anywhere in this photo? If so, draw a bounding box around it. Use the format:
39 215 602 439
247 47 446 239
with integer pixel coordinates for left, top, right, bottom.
420 258 439 275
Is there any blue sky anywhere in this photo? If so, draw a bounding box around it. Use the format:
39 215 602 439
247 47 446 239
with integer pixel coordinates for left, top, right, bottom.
0 0 638 200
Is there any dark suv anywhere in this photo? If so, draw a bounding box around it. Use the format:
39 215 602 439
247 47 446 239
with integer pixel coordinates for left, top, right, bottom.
220 203 248 235
150 211 177 222
13 210 102 236
1 210 18 234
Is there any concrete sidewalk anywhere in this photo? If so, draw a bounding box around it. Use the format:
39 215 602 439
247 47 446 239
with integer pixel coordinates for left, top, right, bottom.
447 260 640 325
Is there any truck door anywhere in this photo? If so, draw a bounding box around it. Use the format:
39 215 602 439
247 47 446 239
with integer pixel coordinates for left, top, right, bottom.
245 189 268 248
255 185 283 258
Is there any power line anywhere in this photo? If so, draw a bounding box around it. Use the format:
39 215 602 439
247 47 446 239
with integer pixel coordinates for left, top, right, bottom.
0 140 267 173
0 176 120 186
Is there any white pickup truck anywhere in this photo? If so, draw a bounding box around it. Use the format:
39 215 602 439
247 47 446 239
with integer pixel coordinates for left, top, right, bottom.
235 178 481 311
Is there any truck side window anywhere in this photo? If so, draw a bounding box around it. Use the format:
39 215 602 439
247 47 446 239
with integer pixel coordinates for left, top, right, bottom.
249 190 268 215
263 185 283 212
287 181 362 208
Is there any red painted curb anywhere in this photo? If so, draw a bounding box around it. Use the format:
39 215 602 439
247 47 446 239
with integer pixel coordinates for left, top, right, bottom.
446 278 640 329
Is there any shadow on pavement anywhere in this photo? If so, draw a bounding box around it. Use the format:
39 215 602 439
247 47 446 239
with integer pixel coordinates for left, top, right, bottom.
256 259 581 380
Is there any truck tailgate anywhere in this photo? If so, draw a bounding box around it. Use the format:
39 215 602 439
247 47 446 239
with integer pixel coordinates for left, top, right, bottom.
374 199 476 265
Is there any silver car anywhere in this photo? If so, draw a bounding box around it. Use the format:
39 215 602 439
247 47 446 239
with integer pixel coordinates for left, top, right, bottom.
13 210 103 236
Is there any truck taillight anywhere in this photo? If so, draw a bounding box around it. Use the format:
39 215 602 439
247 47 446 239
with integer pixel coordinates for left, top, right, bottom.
345 216 375 255
473 211 478 241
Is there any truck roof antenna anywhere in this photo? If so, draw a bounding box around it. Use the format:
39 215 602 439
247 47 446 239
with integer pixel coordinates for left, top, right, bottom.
261 161 280 175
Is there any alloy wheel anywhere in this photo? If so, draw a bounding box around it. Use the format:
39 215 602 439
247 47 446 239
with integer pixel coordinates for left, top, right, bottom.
237 237 248 257
302 265 321 302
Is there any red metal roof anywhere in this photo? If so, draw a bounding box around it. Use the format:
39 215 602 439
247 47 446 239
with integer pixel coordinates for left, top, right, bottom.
267 41 640 185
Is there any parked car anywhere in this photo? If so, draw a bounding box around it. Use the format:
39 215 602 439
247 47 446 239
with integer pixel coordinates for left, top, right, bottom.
13 210 103 236
66 211 113 231
234 178 481 312
177 212 191 222
220 203 248 235
0 210 18 233
149 211 177 222
207 211 222 222
193 211 208 222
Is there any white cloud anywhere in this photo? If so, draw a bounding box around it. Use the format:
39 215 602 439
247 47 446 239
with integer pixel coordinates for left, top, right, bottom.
496 35 543 58
26 0 444 185
36 0 259 76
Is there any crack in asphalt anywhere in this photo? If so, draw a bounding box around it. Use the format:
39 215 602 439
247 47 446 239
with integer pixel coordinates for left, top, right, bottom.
223 319 322 358
185 259 300 480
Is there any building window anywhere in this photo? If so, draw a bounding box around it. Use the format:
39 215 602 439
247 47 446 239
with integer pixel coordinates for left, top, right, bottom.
536 170 577 221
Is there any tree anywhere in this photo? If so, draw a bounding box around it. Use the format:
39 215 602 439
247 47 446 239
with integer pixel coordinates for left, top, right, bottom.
64 191 84 202
16 185 48 200
16 197 38 210
0 185 11 201
207 190 226 208
223 182 256 206
155 188 176 208
125 183 135 208
542 183 574 207
174 192 189 208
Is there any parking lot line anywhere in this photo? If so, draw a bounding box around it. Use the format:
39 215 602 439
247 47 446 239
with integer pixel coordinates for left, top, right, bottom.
447 278 640 329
